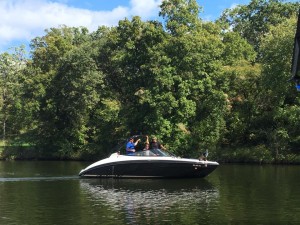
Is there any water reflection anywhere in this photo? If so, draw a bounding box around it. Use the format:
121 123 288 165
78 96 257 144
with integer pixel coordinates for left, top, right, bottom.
80 179 219 224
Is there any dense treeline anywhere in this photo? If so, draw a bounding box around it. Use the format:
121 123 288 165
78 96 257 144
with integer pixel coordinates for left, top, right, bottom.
0 0 300 162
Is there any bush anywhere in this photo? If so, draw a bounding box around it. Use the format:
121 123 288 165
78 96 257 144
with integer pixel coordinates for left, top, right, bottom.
217 145 273 163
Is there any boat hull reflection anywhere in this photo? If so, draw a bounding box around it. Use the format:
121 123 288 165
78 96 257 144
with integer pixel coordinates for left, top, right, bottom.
80 178 219 216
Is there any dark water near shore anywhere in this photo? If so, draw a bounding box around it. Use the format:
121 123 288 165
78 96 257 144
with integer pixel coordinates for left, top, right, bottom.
0 161 300 225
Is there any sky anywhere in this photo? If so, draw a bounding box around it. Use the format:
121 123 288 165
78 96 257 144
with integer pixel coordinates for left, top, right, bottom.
0 0 295 54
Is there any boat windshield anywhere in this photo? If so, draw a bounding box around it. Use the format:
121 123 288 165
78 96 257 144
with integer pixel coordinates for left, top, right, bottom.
133 149 175 157
117 135 176 157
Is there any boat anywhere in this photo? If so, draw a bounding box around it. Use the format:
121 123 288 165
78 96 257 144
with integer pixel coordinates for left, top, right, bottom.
79 135 219 178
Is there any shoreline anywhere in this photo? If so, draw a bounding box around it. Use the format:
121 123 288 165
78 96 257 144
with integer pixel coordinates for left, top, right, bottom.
1 146 300 164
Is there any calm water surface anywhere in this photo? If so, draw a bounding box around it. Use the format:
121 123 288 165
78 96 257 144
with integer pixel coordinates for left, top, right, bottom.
0 161 300 225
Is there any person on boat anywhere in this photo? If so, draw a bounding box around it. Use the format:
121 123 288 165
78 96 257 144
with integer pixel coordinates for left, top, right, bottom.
143 135 150 150
126 137 140 155
199 150 208 161
143 143 150 151
150 136 166 150
142 143 151 156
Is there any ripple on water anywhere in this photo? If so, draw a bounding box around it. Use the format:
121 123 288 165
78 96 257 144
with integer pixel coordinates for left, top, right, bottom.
0 176 79 182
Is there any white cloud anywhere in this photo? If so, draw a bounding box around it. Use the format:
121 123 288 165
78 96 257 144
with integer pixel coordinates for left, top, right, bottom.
0 0 161 52
229 3 239 10
129 0 162 18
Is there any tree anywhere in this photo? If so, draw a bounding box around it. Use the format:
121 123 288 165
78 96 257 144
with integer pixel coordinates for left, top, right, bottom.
221 61 262 146
259 16 300 157
37 46 104 156
221 31 257 66
159 0 229 156
30 26 90 73
218 0 300 53
24 26 100 157
159 0 202 35
217 29 260 146
97 17 170 136
0 47 27 143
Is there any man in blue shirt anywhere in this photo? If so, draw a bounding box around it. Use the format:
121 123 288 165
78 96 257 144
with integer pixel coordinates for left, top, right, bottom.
126 137 140 155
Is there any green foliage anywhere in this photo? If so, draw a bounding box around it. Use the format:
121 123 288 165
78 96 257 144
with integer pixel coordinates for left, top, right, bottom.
38 46 103 153
257 16 300 158
221 61 262 145
1 0 300 162
159 0 202 35
221 32 257 65
218 0 300 52
0 47 27 140
218 145 273 163
260 16 297 100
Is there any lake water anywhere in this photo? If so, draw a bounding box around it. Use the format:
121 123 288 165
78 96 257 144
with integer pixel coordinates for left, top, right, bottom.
0 161 299 225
